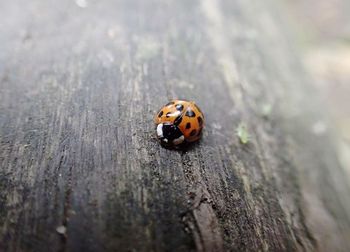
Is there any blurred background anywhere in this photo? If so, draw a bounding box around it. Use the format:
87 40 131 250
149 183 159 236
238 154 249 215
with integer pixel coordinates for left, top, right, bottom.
283 0 350 178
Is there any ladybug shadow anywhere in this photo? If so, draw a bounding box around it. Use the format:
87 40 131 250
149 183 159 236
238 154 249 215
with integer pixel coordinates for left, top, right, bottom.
160 140 202 152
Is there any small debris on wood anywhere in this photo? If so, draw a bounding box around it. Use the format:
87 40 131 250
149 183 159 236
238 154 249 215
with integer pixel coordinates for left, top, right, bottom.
236 123 250 144
56 225 67 235
261 104 272 118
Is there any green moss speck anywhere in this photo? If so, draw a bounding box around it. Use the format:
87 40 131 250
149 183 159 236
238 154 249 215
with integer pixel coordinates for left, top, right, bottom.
236 123 250 144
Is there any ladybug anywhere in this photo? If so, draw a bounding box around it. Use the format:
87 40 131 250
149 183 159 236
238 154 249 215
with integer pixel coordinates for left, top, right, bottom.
154 99 204 147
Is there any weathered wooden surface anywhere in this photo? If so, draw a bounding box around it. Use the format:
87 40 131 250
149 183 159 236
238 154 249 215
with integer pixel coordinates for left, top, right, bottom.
1 0 350 251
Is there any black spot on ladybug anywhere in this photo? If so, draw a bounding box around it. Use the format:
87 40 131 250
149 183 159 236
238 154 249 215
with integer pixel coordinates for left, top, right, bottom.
197 128 202 136
197 116 203 126
190 129 197 136
165 101 175 106
194 103 203 115
158 110 164 117
185 109 196 117
186 122 191 129
174 115 182 126
175 104 184 111
166 112 171 117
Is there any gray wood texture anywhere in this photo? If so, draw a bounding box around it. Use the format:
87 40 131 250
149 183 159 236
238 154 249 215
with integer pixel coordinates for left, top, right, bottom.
1 0 350 251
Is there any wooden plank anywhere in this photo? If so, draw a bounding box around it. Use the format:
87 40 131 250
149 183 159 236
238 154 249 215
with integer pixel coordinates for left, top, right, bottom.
1 0 350 251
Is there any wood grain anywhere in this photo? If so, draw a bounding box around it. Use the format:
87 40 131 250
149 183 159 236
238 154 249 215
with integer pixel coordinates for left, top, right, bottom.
1 0 350 251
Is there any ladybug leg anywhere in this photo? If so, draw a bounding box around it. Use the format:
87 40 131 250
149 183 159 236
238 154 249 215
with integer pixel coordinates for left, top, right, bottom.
172 135 184 145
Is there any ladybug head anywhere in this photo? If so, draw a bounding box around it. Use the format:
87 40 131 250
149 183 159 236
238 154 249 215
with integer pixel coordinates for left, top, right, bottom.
156 123 185 146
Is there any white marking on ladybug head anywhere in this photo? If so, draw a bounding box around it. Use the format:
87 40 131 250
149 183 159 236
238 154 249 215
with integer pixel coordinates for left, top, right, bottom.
173 111 181 116
163 138 168 143
173 135 185 145
167 111 181 117
157 124 163 138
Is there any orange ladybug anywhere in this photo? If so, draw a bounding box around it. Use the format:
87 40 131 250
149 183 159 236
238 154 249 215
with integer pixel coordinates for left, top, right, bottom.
154 99 204 147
